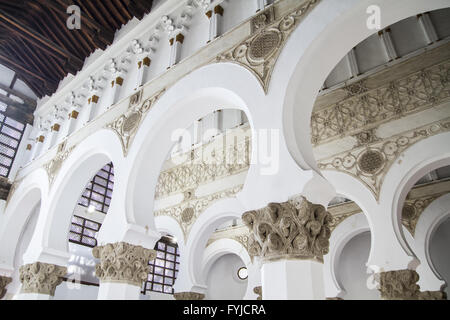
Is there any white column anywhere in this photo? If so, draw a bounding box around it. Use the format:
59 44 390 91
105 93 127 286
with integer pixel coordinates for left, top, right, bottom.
257 0 270 12
168 33 184 68
213 5 224 38
417 13 439 45
63 108 81 138
97 282 142 300
346 48 360 78
242 194 332 300
135 57 150 89
379 28 398 61
110 76 124 106
262 260 324 299
87 94 101 122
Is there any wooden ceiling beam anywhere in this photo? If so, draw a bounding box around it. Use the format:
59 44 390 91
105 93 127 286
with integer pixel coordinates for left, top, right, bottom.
0 8 84 69
0 52 59 89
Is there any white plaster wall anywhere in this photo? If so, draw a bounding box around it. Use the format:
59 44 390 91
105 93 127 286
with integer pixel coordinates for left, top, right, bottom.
221 0 258 35
429 216 450 298
205 253 248 300
336 231 380 300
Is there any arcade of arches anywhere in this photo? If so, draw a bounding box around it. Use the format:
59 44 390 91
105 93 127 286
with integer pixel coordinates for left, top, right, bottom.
0 0 449 300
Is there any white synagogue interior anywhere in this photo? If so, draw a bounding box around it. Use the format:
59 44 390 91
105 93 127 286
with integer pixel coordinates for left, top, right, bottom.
0 0 450 300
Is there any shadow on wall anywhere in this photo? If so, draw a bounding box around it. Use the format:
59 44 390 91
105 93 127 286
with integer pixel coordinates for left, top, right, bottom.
206 253 247 300
336 231 381 300
429 217 450 299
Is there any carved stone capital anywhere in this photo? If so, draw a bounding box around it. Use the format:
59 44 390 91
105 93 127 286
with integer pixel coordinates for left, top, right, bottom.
253 286 262 300
19 262 67 296
242 195 332 262
173 292 205 300
0 276 12 299
378 270 420 300
92 242 156 286
418 290 447 300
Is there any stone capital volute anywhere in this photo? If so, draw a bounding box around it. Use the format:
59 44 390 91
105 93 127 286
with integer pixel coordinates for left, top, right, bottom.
242 195 332 263
19 262 67 296
92 242 156 286
377 269 447 300
173 291 205 300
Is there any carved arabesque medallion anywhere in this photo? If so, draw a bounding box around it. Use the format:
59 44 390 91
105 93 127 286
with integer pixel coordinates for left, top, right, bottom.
106 89 165 157
43 142 75 187
318 119 450 201
215 0 320 93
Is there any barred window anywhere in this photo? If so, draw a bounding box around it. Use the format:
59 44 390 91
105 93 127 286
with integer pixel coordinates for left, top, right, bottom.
78 162 114 214
68 215 101 248
143 236 180 295
0 106 26 177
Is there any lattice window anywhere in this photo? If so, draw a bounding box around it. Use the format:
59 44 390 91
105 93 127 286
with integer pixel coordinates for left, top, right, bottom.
143 236 180 295
0 104 26 177
68 215 101 248
78 162 114 214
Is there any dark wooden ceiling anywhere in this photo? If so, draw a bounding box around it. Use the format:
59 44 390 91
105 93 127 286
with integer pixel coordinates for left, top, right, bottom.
0 0 153 101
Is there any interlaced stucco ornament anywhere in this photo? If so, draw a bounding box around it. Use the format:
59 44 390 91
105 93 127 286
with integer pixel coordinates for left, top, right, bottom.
92 242 156 286
155 185 243 241
173 291 205 300
19 262 67 296
242 195 332 262
401 194 444 236
328 211 359 234
0 276 12 299
215 0 320 93
311 59 450 146
155 127 250 199
318 119 450 201
43 142 75 187
106 89 165 156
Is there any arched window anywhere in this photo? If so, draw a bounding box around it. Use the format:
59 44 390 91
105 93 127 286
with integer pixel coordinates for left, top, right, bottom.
78 162 114 214
143 236 180 295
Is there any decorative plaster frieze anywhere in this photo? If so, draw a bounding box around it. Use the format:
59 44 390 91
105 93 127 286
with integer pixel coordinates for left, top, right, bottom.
0 276 12 299
173 291 205 300
43 142 75 187
155 126 251 199
106 89 165 156
328 211 359 234
215 0 320 93
311 59 450 146
19 262 67 296
155 185 244 241
92 242 156 286
318 118 450 201
242 195 332 263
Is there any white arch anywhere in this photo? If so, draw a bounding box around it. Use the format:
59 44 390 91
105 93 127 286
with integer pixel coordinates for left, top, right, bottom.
202 238 259 300
0 168 48 273
172 197 246 293
381 132 450 265
22 129 124 265
414 193 450 291
324 213 368 298
279 0 450 171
